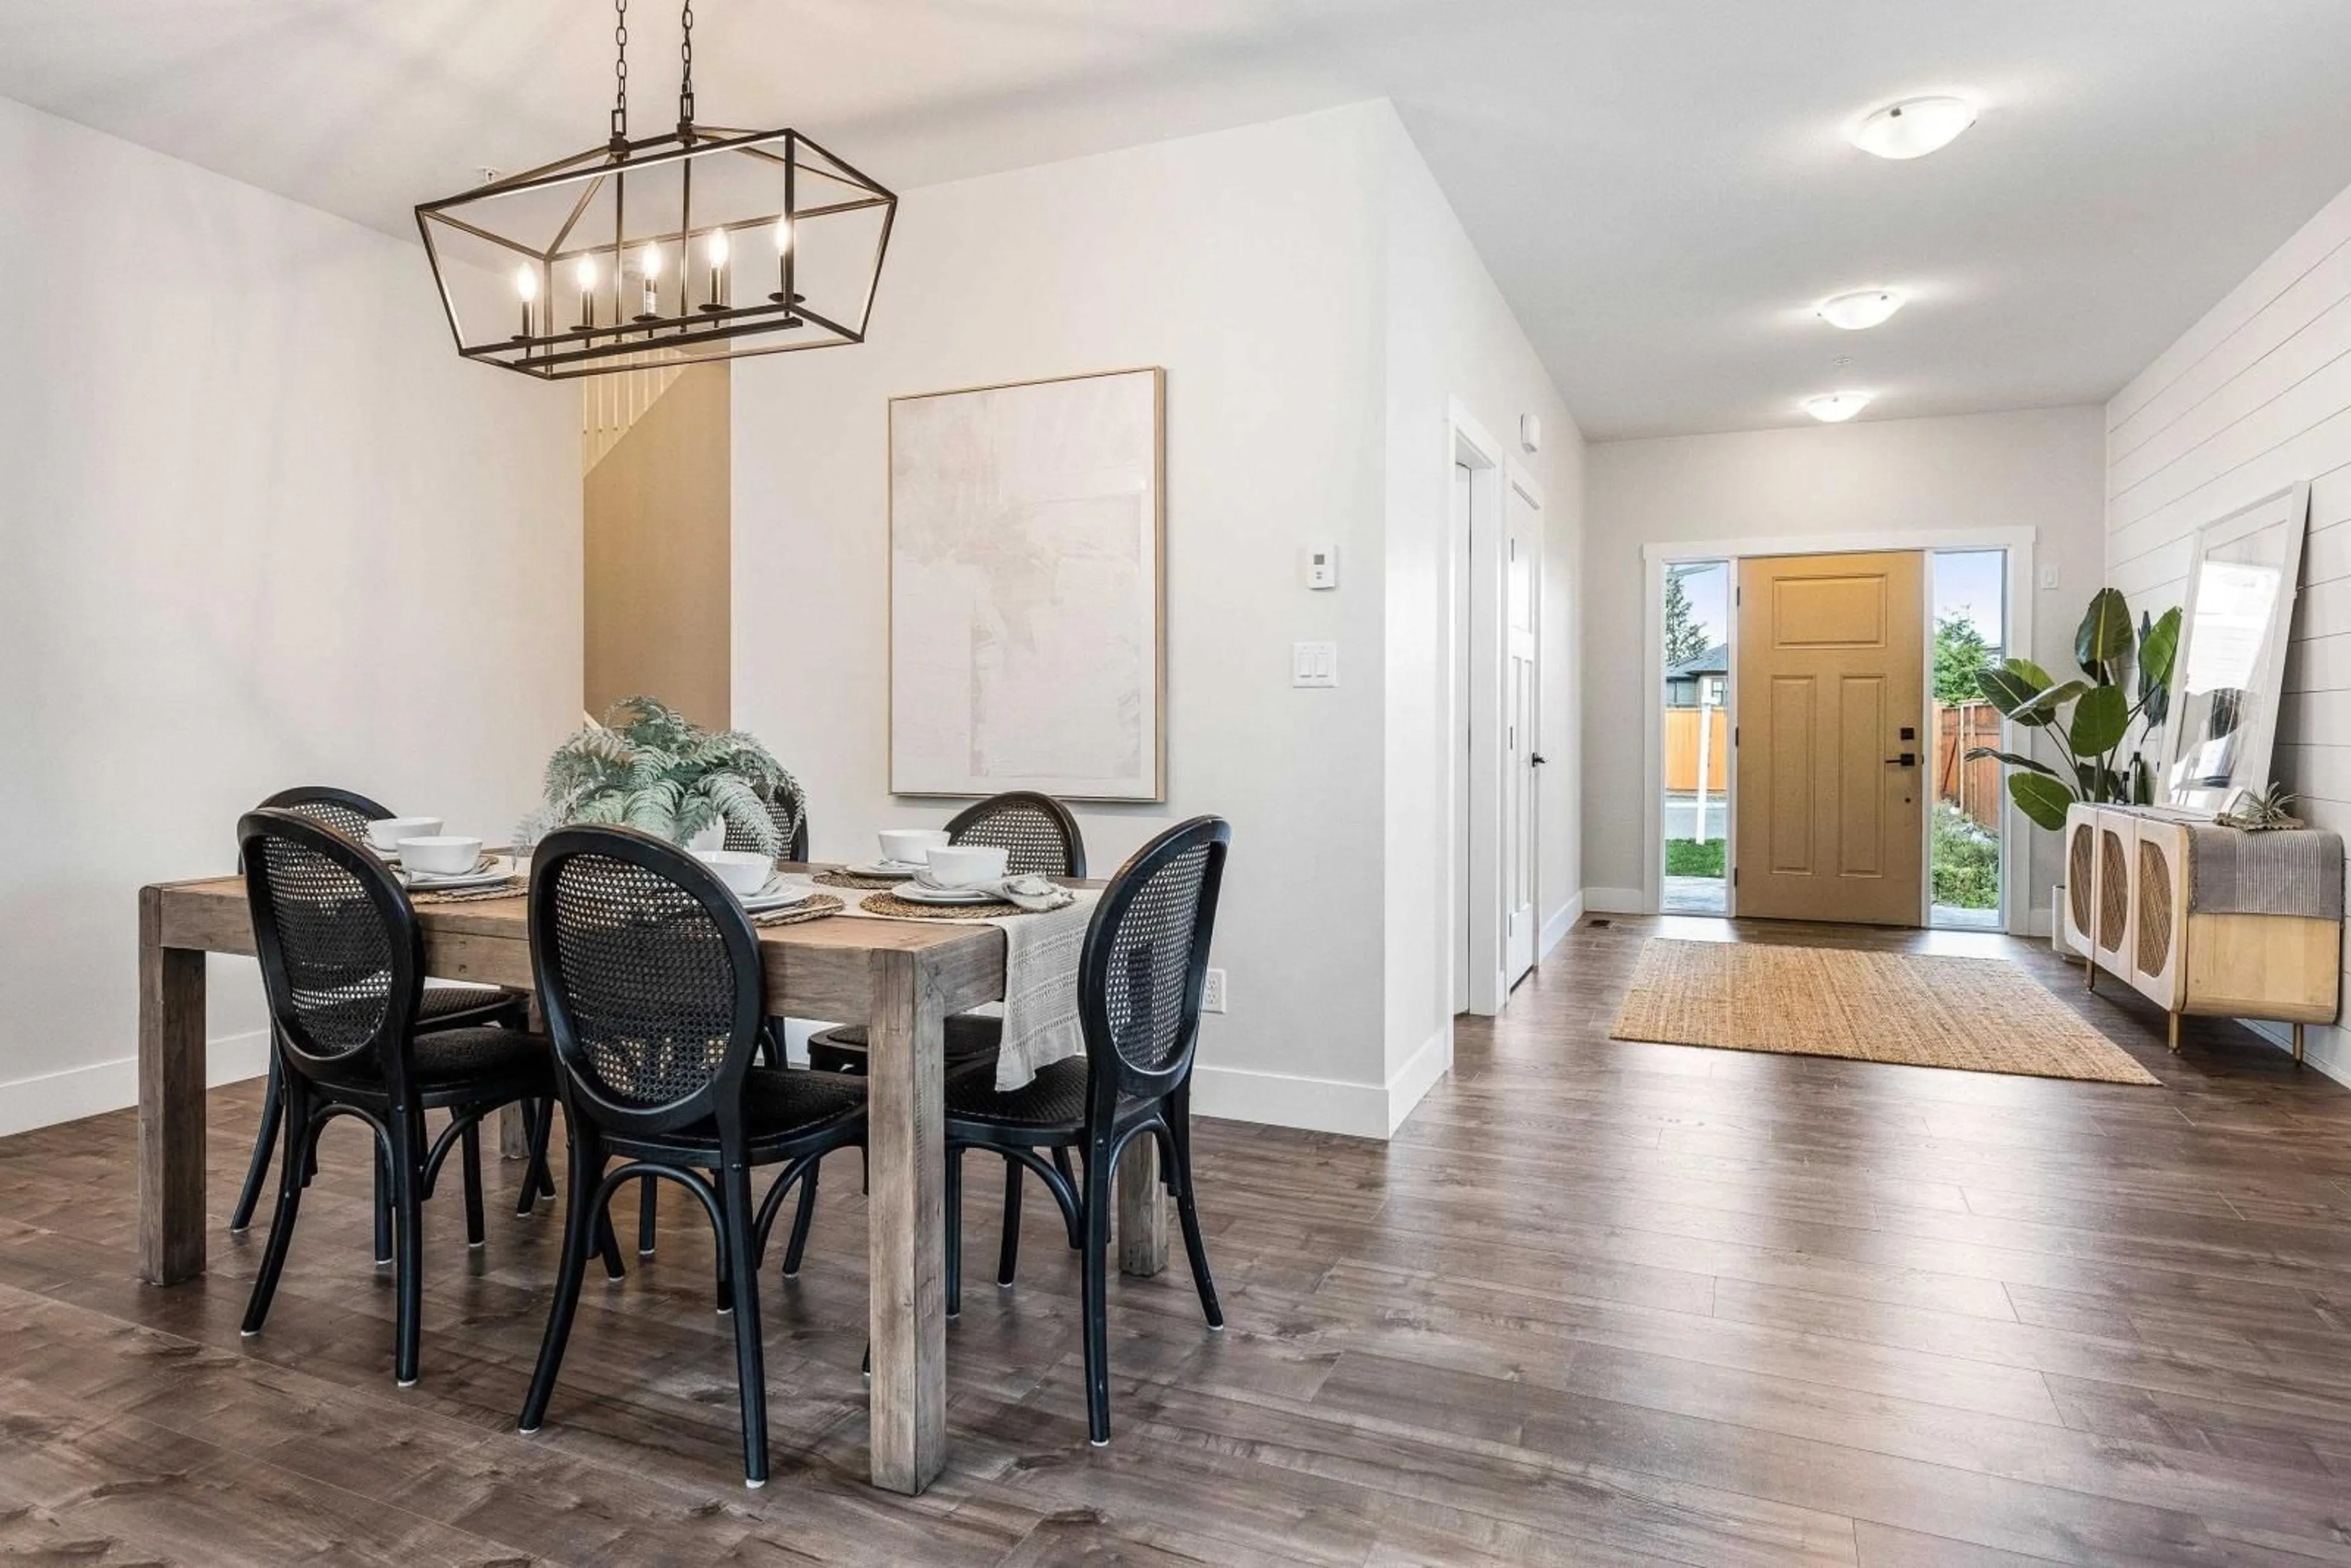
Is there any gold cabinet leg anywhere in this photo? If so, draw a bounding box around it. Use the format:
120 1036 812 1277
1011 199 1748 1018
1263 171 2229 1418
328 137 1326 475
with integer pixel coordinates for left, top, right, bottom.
2085 962 2096 993
2167 1011 2180 1054
2293 1022 2306 1065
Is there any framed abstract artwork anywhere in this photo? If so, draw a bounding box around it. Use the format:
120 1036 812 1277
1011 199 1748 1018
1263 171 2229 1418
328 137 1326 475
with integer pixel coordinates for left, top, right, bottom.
889 367 1166 800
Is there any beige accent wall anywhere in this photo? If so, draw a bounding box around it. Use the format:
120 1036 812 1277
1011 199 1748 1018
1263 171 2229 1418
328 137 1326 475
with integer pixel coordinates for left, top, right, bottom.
583 363 731 729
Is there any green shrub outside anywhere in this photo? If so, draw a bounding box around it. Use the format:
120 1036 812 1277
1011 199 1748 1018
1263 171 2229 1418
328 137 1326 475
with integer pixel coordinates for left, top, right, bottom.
1931 801 2000 909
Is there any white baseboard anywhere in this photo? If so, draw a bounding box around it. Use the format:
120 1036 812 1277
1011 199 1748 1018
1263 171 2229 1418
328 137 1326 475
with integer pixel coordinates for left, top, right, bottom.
1539 894 1585 961
1384 1024 1453 1134
1194 1024 1455 1141
1583 886 1646 915
0 1029 271 1140
1191 1062 1390 1138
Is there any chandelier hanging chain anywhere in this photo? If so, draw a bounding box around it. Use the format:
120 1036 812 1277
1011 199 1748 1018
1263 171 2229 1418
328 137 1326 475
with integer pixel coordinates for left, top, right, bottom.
678 0 697 133
609 0 629 146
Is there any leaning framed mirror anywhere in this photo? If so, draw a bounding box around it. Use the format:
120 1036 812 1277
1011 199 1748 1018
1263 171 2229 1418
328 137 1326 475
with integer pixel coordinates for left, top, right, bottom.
2162 481 2310 815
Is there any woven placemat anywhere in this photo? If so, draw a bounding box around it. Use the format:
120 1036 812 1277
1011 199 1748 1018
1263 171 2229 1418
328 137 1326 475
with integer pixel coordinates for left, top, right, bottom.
857 890 1074 921
813 870 902 891
752 893 844 927
411 877 527 905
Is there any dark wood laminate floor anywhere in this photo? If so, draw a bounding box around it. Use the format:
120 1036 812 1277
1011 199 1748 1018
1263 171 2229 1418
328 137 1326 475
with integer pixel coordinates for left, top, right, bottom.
5 917 2351 1566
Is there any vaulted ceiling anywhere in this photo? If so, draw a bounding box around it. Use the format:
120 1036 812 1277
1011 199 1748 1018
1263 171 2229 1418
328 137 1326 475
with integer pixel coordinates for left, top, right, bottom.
6 1 2350 438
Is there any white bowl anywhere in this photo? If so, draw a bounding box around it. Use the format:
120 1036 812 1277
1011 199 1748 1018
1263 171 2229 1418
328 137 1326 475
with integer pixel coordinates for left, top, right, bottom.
369 816 443 853
399 836 483 877
923 843 1009 889
692 848 773 896
878 828 950 866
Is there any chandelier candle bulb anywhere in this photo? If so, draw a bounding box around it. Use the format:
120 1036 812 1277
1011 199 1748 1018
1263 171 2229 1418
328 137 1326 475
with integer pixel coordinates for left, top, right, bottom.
637 242 662 321
573 255 598 329
704 228 729 310
512 264 538 339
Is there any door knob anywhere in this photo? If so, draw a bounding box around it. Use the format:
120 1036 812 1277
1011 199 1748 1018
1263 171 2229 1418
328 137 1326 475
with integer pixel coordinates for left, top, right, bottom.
1531 752 1548 767
1884 752 1918 767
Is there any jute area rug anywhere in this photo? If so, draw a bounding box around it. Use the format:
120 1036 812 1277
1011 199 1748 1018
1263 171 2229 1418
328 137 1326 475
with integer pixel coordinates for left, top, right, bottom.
1611 939 2159 1086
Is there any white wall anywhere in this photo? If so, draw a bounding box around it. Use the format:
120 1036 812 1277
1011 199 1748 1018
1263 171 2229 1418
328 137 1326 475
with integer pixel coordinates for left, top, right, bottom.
0 94 581 1134
733 101 1579 1138
1377 110 1583 1102
2106 179 2351 1086
1581 407 2110 916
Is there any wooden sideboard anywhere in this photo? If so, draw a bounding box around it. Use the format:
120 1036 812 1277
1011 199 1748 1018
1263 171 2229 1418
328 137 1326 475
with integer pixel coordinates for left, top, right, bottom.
2062 804 2341 1059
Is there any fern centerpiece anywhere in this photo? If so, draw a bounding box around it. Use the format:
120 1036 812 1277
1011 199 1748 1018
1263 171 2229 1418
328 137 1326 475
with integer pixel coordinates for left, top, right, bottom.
520 696 801 857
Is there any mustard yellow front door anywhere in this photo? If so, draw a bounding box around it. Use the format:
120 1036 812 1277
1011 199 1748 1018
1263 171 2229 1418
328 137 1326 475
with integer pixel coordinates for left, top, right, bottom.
1733 550 1925 926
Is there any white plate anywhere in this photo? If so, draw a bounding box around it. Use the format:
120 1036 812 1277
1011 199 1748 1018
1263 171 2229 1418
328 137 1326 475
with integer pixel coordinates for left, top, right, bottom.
845 859 928 877
891 882 1007 906
405 867 513 892
741 886 812 913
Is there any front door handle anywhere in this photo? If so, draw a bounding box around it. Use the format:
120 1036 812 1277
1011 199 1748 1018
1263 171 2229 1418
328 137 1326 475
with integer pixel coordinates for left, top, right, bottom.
1884 752 1918 767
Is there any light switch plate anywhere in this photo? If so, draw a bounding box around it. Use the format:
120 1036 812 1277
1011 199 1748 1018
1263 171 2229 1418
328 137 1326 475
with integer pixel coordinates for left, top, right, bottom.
1292 640 1338 687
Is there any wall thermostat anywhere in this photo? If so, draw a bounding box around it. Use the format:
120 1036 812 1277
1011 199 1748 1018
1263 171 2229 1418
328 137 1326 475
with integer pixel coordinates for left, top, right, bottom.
1305 542 1338 590
1520 413 1542 453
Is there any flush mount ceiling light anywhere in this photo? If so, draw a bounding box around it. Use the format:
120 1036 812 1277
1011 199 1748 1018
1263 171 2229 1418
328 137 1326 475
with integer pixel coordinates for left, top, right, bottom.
417 0 896 380
1802 392 1872 423
1817 289 1905 330
1848 96 1978 160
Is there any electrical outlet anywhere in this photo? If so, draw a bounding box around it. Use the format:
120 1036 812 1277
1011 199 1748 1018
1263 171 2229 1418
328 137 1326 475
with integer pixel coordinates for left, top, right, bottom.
1202 967 1228 1013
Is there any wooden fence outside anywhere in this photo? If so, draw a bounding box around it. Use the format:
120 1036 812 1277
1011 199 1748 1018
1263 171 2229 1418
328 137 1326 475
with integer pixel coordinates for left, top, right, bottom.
1663 707 1728 793
1935 701 2004 828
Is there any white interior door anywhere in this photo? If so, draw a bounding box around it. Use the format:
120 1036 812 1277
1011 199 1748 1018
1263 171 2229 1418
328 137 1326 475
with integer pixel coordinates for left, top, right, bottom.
1453 460 1473 1015
1503 481 1540 987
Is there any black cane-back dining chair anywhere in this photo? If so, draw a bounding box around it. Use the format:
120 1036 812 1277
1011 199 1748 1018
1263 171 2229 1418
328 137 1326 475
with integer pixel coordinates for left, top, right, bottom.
519 825 866 1488
779 792 1088 1276
632 789 807 1256
230 787 543 1239
234 809 593 1387
722 776 810 863
805 792 1085 1078
943 815 1229 1447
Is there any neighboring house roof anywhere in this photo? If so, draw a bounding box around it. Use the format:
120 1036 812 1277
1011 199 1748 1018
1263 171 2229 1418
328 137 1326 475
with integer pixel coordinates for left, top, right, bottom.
1667 642 1728 679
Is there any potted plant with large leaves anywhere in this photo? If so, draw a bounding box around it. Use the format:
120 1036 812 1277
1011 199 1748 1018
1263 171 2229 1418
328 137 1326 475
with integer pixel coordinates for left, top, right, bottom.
518 696 802 855
1969 588 2182 830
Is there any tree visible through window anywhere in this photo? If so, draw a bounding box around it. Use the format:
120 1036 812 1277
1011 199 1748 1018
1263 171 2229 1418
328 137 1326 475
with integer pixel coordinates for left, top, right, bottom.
1663 570 1709 665
1933 612 1994 706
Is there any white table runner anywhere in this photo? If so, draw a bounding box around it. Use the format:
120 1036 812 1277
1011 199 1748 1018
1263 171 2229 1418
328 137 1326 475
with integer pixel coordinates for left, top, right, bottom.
773 873 1098 1090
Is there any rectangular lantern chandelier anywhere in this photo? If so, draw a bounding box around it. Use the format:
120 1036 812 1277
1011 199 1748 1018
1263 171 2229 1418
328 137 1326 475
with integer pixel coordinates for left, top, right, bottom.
416 1 895 381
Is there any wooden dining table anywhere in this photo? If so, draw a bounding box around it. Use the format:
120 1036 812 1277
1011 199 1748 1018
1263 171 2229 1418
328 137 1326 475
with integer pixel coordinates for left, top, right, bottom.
135 863 1168 1495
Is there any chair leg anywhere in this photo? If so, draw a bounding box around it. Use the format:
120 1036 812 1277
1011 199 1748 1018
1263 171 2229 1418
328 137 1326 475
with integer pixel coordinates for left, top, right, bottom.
460 1119 487 1248
519 1130 603 1434
1080 1137 1115 1446
721 1162 770 1488
996 1156 1024 1288
518 1098 555 1216
781 1160 819 1278
1163 1112 1222 1330
712 1171 733 1315
945 1144 964 1319
372 1138 394 1266
1054 1147 1080 1248
239 1077 313 1337
391 1114 426 1387
637 1174 659 1256
228 1054 283 1234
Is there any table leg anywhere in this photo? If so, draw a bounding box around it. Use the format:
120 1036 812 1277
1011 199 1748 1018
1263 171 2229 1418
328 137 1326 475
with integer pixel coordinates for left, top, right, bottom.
501 992 545 1158
866 948 947 1494
1117 1136 1169 1278
138 887 207 1285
